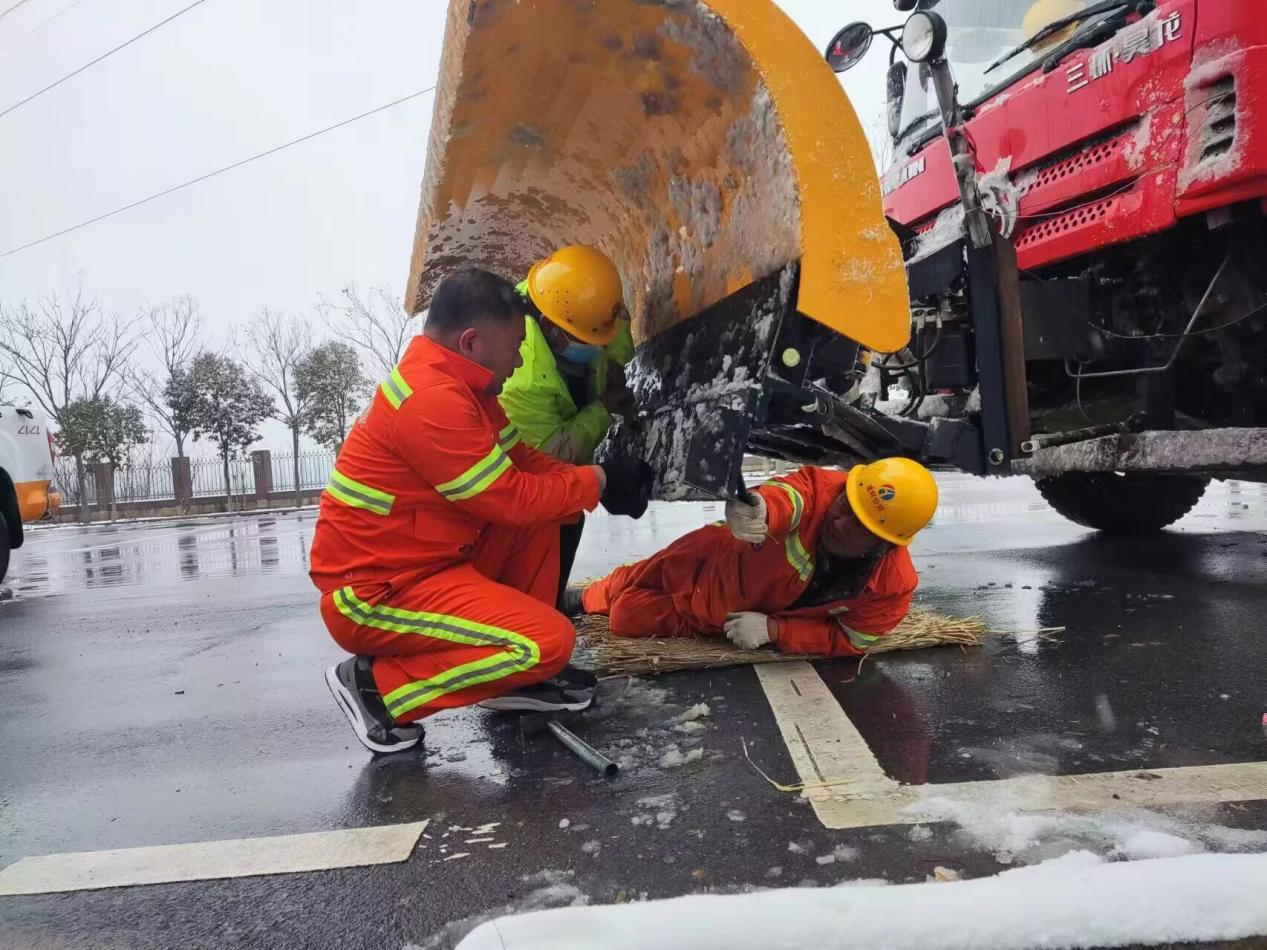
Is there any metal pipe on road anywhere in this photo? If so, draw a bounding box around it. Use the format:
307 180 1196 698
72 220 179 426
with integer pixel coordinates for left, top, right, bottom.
546 721 619 778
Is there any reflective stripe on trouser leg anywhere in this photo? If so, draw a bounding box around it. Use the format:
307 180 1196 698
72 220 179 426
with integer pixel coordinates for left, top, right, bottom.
333 586 541 717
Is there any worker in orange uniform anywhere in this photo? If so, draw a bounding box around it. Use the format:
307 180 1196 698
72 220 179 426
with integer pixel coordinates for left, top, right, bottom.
312 269 645 754
568 459 938 656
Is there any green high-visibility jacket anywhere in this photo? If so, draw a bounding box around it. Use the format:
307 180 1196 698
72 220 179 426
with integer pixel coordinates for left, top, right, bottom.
500 312 634 464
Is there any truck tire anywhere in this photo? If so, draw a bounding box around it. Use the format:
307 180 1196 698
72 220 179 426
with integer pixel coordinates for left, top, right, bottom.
1033 472 1209 534
0 509 9 585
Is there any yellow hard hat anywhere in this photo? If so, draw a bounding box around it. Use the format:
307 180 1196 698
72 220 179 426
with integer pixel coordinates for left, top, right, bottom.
1022 0 1086 52
526 245 623 346
844 457 939 547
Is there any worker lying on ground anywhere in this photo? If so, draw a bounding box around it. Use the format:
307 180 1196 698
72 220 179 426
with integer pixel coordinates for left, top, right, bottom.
310 268 649 754
499 245 638 608
566 459 938 656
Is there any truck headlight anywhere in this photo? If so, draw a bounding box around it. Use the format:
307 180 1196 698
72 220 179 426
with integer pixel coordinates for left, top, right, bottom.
901 11 947 63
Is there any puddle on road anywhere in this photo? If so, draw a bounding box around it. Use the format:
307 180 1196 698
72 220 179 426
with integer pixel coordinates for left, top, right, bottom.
5 515 315 597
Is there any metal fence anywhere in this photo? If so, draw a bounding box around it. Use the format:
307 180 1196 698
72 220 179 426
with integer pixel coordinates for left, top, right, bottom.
270 452 339 494
53 451 337 506
53 449 789 508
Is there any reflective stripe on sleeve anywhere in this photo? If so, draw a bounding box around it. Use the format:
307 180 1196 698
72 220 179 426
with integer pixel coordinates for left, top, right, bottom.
842 625 882 651
434 444 513 502
764 479 805 531
764 480 812 580
325 468 395 516
380 366 413 410
498 422 521 452
785 532 814 582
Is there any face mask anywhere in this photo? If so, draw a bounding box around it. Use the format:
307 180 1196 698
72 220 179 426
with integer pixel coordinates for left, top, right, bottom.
559 341 601 365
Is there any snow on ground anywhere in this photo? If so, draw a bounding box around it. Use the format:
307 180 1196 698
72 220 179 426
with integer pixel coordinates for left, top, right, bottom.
909 787 1267 866
585 679 713 776
413 869 587 950
454 851 1267 950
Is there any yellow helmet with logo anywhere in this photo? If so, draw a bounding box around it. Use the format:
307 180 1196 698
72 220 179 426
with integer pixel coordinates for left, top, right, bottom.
1022 0 1087 53
526 245 623 346
844 457 939 547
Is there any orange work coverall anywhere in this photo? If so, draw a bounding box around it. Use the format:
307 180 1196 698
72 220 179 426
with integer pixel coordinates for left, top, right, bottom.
582 466 917 655
310 335 601 722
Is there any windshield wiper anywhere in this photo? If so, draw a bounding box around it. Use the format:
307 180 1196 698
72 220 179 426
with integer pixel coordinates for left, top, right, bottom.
984 0 1134 74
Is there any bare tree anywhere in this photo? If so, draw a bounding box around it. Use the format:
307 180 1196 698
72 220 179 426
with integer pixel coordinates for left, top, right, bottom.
867 112 896 173
129 296 204 459
241 309 313 507
317 284 416 380
0 281 139 520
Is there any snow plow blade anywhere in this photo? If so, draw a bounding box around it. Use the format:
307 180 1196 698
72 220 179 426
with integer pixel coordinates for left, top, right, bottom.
405 0 911 497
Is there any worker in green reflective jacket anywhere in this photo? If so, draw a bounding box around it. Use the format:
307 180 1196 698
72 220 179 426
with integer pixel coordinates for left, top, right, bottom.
500 245 636 608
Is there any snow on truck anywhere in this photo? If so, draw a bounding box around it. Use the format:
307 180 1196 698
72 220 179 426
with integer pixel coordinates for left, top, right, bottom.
0 406 58 583
406 0 1267 533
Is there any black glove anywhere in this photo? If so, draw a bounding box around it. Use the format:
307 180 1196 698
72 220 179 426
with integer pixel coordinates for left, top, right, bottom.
598 458 653 519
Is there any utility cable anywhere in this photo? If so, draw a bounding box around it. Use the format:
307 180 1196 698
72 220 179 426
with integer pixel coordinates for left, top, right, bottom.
0 0 35 23
0 85 436 259
0 0 208 118
0 0 92 58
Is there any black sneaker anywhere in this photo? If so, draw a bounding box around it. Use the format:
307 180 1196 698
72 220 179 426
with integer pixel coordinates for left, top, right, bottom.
478 678 594 713
325 656 424 754
559 587 586 617
558 664 598 690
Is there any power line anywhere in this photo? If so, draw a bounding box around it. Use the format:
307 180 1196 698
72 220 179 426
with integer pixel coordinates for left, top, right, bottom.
0 85 437 259
0 0 36 23
0 0 209 119
0 0 93 58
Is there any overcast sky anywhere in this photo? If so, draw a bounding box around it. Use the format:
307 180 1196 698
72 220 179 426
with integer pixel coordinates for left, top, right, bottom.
0 0 900 448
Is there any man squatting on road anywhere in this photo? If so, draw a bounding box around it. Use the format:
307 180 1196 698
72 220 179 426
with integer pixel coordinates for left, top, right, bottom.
310 269 647 754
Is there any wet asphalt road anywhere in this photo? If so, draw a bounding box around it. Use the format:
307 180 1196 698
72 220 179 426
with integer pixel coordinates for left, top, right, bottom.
2 475 1267 948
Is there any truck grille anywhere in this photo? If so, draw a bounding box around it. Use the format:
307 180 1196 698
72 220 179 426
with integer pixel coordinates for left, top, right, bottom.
1014 195 1116 251
1017 139 1121 198
1196 76 1237 162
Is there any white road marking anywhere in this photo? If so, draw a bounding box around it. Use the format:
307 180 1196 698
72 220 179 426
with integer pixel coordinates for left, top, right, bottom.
755 662 1267 830
753 662 898 826
0 821 428 896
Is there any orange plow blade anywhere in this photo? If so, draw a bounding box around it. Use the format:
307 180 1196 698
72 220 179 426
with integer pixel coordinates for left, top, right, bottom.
404 0 909 354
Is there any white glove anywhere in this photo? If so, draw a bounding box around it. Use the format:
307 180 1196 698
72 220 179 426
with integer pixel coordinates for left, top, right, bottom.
725 612 772 650
724 492 767 543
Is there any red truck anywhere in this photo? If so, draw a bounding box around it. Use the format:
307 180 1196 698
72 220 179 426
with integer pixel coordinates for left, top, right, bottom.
830 0 1267 531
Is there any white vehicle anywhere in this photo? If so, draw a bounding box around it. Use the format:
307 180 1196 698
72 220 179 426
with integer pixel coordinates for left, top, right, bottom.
0 406 59 583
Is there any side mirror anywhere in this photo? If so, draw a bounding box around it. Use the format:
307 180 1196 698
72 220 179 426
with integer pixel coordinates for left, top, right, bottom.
893 0 920 11
825 22 874 73
885 62 906 139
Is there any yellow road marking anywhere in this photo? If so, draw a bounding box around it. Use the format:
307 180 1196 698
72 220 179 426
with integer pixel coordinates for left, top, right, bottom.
0 821 428 896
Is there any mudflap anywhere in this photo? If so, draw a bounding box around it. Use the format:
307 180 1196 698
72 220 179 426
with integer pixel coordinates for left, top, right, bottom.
597 268 792 500
598 263 987 499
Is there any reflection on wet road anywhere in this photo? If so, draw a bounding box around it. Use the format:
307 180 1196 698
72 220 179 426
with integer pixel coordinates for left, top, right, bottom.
8 515 315 596
11 476 1267 600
